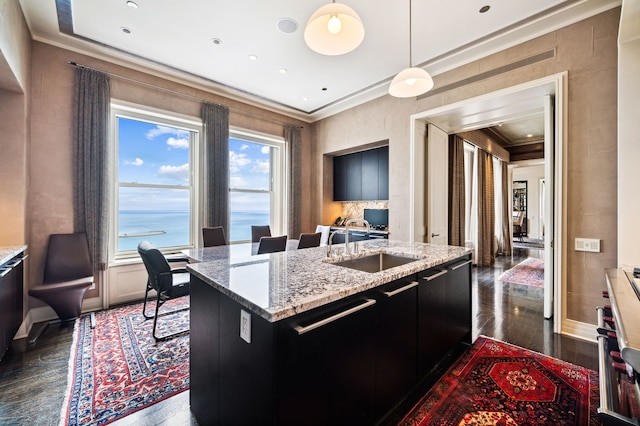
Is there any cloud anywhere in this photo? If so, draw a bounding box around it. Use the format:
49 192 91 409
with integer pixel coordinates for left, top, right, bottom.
145 125 189 140
229 151 251 173
230 176 248 188
261 146 270 154
124 158 144 166
166 137 189 149
240 144 249 151
251 160 270 174
158 163 189 182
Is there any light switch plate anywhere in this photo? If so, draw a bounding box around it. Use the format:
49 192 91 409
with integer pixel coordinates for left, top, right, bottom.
240 309 251 343
575 238 600 252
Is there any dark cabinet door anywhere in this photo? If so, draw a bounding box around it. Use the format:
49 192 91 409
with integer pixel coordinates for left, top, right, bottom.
361 148 379 200
375 276 418 419
417 266 450 378
345 152 362 201
277 296 377 425
417 255 472 379
378 146 389 200
333 155 348 201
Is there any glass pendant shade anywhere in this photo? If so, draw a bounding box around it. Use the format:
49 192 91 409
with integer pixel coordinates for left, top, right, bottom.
388 67 433 98
304 3 365 56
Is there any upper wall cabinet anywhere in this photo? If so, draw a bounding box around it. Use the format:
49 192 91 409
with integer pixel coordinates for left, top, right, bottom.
333 146 389 201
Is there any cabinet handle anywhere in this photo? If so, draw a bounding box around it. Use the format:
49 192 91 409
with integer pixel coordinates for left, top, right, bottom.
450 260 472 270
0 268 9 278
382 281 419 297
294 298 376 335
422 270 448 281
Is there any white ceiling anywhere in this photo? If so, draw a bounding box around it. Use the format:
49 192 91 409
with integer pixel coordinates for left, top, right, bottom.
18 0 620 124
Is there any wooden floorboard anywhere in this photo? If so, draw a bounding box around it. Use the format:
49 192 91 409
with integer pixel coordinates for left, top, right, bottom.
0 246 598 425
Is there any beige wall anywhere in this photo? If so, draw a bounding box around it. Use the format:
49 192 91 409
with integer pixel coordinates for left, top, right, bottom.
0 0 31 246
313 8 620 326
27 42 311 307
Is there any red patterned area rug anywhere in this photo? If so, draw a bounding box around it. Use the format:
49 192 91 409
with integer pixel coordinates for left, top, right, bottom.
60 297 190 425
399 336 601 425
498 257 545 288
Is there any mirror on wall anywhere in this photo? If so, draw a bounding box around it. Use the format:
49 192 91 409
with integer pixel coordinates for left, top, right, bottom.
513 180 527 238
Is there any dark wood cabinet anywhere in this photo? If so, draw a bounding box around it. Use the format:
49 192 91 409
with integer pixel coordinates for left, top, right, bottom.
333 155 348 201
345 152 363 200
375 275 418 419
0 252 25 361
378 146 389 200
417 255 472 378
278 296 377 425
189 253 471 425
333 146 389 201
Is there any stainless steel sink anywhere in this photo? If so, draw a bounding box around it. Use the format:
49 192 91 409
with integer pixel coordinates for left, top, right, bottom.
329 252 420 273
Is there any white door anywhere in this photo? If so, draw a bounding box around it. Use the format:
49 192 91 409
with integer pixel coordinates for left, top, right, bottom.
427 124 448 245
543 95 555 319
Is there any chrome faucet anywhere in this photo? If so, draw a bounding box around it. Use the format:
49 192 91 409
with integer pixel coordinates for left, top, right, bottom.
344 219 370 256
327 230 344 258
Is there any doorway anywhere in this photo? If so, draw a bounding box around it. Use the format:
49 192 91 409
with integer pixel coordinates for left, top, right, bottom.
409 73 566 332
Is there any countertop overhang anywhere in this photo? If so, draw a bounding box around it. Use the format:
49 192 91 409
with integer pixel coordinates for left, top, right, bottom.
187 240 470 322
0 246 27 267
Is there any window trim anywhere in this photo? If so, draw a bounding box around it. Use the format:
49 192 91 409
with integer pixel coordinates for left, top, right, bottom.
229 126 286 242
110 100 202 260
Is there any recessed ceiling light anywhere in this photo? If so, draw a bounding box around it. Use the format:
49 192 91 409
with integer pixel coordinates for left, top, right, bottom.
479 5 490 13
276 18 298 34
302 97 309 101
120 27 132 34
211 38 222 45
279 68 288 74
527 134 533 138
126 1 138 9
249 54 257 61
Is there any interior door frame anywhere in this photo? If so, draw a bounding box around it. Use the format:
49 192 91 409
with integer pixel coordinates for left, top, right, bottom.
409 72 566 333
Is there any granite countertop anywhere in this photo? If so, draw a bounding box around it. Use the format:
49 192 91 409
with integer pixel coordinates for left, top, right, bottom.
187 239 470 323
0 245 28 267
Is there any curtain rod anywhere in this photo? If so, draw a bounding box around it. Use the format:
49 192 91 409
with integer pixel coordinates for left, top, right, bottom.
68 61 303 129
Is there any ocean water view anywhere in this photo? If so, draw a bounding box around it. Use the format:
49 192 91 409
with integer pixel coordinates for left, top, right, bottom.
118 210 270 251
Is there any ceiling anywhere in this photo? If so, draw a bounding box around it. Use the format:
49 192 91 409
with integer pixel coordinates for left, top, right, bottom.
18 0 620 122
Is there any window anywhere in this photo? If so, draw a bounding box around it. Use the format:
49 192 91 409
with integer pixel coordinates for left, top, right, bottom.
228 129 285 243
111 103 201 259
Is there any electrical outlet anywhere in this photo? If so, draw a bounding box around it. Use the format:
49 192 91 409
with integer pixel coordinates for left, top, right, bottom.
575 238 600 253
240 309 251 343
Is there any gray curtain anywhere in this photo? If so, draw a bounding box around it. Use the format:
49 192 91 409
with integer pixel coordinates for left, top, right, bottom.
448 135 465 247
202 102 229 234
477 149 495 266
500 160 512 255
73 67 110 272
285 124 301 238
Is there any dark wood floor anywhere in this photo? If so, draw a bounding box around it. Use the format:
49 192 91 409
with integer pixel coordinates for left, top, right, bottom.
0 246 597 425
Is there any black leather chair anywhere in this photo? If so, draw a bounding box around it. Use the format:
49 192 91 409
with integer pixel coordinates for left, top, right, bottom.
257 235 287 254
137 241 190 341
29 232 94 321
251 225 271 243
297 232 322 249
203 226 227 247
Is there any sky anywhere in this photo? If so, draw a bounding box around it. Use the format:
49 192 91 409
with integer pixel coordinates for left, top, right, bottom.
117 117 271 212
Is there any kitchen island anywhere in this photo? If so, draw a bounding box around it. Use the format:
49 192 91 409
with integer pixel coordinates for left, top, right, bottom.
186 239 472 425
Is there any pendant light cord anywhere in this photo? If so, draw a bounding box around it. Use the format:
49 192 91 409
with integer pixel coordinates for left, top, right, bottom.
408 0 413 67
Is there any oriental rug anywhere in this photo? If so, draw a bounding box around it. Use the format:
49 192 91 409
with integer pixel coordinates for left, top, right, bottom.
59 297 190 425
399 336 600 425
498 257 545 288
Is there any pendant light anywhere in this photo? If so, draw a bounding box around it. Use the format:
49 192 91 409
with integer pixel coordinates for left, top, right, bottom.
304 1 365 56
389 0 433 98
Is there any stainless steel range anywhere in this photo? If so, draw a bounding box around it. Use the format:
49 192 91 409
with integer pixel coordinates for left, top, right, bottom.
597 269 640 425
